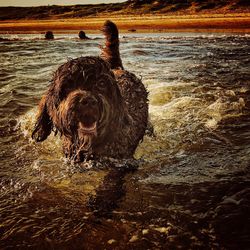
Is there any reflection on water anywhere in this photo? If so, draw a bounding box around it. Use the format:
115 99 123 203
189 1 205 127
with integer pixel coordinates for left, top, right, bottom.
0 33 250 249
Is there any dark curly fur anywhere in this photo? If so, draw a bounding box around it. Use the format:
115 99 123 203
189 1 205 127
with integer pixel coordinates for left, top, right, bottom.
32 20 148 162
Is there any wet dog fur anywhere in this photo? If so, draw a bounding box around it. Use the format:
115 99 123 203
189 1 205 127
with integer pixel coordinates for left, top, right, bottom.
32 20 148 162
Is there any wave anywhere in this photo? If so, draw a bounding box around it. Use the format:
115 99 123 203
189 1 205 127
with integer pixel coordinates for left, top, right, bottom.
0 34 102 42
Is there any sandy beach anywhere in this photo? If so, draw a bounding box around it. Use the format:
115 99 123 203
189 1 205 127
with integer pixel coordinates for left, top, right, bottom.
0 14 250 33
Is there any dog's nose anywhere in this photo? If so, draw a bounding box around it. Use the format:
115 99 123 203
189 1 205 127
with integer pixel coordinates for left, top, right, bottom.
80 96 97 107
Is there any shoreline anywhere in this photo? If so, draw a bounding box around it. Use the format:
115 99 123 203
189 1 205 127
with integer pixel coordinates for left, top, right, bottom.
0 14 250 34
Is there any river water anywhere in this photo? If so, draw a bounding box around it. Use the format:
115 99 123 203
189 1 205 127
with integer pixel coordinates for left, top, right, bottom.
0 32 250 249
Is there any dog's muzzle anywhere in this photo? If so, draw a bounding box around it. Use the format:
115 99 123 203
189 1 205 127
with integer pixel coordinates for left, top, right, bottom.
76 93 99 151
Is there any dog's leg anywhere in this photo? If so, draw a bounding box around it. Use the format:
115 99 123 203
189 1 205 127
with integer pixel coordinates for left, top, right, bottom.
32 95 52 142
101 20 124 70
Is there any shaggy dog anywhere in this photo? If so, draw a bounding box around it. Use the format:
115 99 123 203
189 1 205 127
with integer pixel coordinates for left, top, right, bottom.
32 21 148 162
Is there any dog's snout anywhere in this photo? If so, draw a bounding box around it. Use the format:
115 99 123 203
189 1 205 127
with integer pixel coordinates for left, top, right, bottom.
80 96 97 107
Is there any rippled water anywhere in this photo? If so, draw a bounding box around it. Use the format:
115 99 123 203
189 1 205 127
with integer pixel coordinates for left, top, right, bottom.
0 32 250 249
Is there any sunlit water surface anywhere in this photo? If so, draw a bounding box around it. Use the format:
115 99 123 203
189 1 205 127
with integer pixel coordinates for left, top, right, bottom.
0 33 250 249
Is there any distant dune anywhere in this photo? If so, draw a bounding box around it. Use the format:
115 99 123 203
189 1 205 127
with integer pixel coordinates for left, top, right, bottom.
0 0 249 20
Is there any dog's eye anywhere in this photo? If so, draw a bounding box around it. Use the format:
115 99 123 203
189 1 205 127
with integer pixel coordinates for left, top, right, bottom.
98 81 106 89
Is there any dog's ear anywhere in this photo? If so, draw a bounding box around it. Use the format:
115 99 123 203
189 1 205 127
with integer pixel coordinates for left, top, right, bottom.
32 95 52 142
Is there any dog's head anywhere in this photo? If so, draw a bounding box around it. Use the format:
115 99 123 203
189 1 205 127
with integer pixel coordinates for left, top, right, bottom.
33 57 126 159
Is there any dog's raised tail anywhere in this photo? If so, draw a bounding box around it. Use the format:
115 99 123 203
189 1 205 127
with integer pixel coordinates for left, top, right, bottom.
101 20 123 70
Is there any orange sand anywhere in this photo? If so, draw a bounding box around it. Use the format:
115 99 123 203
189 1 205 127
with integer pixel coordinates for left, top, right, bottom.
0 14 249 33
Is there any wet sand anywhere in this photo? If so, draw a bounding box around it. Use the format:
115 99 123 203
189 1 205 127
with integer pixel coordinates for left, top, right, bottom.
0 14 250 33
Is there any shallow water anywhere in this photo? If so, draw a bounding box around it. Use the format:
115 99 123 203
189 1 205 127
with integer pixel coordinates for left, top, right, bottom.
0 32 250 249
